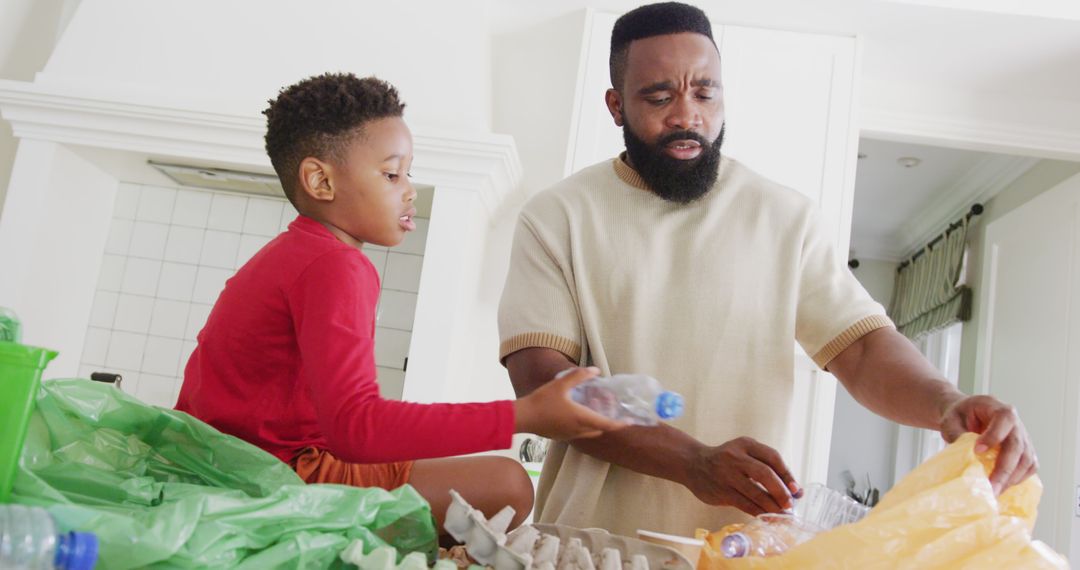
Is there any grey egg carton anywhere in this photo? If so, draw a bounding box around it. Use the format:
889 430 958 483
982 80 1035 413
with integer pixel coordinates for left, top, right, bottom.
445 490 693 570
340 538 458 570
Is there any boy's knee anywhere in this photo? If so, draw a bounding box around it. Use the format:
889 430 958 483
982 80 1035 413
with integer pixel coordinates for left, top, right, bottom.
490 457 534 524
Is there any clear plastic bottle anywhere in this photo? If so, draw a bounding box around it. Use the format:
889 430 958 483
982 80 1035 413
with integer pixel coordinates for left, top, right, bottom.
719 513 821 559
569 373 684 426
0 504 98 570
0 306 20 343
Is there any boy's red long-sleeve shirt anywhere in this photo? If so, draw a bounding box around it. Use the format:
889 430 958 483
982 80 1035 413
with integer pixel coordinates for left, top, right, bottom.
176 215 514 464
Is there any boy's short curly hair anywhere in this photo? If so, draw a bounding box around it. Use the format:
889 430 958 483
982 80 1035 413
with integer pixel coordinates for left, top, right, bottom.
263 73 405 206
609 2 716 91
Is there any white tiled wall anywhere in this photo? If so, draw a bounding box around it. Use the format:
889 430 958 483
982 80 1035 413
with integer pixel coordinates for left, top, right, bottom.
80 182 429 407
370 217 429 400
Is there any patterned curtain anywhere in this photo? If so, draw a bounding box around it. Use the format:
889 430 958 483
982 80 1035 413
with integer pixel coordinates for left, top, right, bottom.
888 217 973 340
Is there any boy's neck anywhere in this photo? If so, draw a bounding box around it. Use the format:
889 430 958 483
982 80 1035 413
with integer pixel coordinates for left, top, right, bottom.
315 218 364 249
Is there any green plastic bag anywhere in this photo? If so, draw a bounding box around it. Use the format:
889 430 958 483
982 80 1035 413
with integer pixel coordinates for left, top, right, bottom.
12 379 437 569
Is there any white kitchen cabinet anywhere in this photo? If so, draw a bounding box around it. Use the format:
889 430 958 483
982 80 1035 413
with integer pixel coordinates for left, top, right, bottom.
564 11 862 485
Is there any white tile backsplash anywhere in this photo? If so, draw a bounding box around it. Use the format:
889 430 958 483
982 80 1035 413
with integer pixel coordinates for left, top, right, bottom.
395 217 429 255
105 219 133 255
171 190 212 228
236 234 272 268
137 374 179 408
149 299 189 338
200 230 240 269
377 291 417 331
180 340 197 374
278 205 297 232
81 327 111 366
164 226 205 264
121 258 162 296
97 255 127 292
82 183 431 404
364 249 388 281
114 294 154 333
208 193 247 232
185 304 213 340
192 266 232 304
141 336 183 377
384 253 423 293
377 366 406 400
106 331 147 370
374 327 411 369
137 186 177 223
129 221 169 259
113 183 141 219
114 370 141 397
157 262 198 302
243 198 284 237
89 291 118 328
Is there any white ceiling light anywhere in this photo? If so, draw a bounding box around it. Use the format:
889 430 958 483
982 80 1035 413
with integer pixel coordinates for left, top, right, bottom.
897 156 922 168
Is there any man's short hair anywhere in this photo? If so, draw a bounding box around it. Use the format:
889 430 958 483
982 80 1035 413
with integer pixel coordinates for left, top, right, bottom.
609 2 716 91
263 73 405 206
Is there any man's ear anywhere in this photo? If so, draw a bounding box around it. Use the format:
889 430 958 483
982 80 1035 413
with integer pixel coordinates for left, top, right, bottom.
605 88 624 127
298 157 335 202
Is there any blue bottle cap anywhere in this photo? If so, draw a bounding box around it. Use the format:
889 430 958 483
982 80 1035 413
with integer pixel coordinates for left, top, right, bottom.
55 532 99 570
655 391 684 420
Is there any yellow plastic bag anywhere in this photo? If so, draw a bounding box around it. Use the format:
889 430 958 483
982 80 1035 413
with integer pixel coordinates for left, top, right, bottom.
697 433 1070 569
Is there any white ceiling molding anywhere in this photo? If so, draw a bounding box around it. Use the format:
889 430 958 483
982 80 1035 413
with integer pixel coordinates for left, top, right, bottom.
0 79 523 217
861 107 1080 162
895 154 1038 259
881 0 1080 21
851 236 906 263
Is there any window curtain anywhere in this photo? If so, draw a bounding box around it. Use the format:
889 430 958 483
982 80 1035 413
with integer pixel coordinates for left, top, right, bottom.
889 217 973 340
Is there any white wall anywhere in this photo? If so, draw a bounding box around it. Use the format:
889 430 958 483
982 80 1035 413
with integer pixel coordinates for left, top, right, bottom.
0 0 67 218
0 139 117 376
492 10 587 196
826 258 899 494
959 159 1080 394
35 0 493 134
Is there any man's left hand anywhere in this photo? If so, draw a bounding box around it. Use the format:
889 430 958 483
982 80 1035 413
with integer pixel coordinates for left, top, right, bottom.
939 395 1038 495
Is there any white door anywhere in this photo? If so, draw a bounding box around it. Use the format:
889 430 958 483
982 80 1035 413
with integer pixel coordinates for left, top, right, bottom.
975 172 1080 559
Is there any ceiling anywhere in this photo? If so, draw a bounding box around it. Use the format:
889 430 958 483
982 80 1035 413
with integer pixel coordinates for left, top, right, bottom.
491 0 1080 105
849 138 1040 262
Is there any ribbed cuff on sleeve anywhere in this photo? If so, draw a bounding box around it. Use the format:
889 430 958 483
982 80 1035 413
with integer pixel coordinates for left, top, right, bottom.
812 314 895 368
499 332 582 364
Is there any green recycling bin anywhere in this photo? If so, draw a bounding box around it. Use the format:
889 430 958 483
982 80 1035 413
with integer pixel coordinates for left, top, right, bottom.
0 341 57 502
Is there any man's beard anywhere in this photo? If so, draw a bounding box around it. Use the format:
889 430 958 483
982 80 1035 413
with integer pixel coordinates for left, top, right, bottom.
623 122 724 204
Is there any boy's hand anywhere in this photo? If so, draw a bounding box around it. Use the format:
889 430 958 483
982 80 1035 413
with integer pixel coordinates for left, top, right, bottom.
513 367 628 440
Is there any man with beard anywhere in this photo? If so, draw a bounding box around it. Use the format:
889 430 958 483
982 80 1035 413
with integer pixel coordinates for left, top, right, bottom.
497 2 1036 536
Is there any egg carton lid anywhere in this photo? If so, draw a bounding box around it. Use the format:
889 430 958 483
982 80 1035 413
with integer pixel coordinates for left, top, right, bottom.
445 490 693 570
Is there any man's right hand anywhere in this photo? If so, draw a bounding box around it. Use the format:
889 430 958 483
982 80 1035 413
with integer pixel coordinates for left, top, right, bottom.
685 437 802 516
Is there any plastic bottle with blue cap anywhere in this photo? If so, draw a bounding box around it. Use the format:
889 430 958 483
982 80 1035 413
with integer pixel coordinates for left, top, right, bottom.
0 504 98 569
567 373 684 426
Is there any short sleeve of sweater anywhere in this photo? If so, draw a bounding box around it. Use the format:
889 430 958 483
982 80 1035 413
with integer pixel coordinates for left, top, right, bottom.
795 207 894 368
498 212 584 364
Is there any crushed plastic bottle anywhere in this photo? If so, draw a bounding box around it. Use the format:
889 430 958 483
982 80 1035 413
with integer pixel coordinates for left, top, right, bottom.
0 306 20 343
718 485 871 559
0 504 98 569
568 373 684 426
718 514 821 559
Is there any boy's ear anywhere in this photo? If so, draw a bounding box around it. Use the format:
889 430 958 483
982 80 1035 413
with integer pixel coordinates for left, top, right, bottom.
298 157 335 202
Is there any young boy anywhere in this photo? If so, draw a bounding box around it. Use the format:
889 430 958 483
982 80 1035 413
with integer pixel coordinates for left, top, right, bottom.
175 73 621 531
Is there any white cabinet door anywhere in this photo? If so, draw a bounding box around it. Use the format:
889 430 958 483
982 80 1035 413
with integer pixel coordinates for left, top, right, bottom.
564 15 860 486
718 25 859 251
975 173 1080 559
